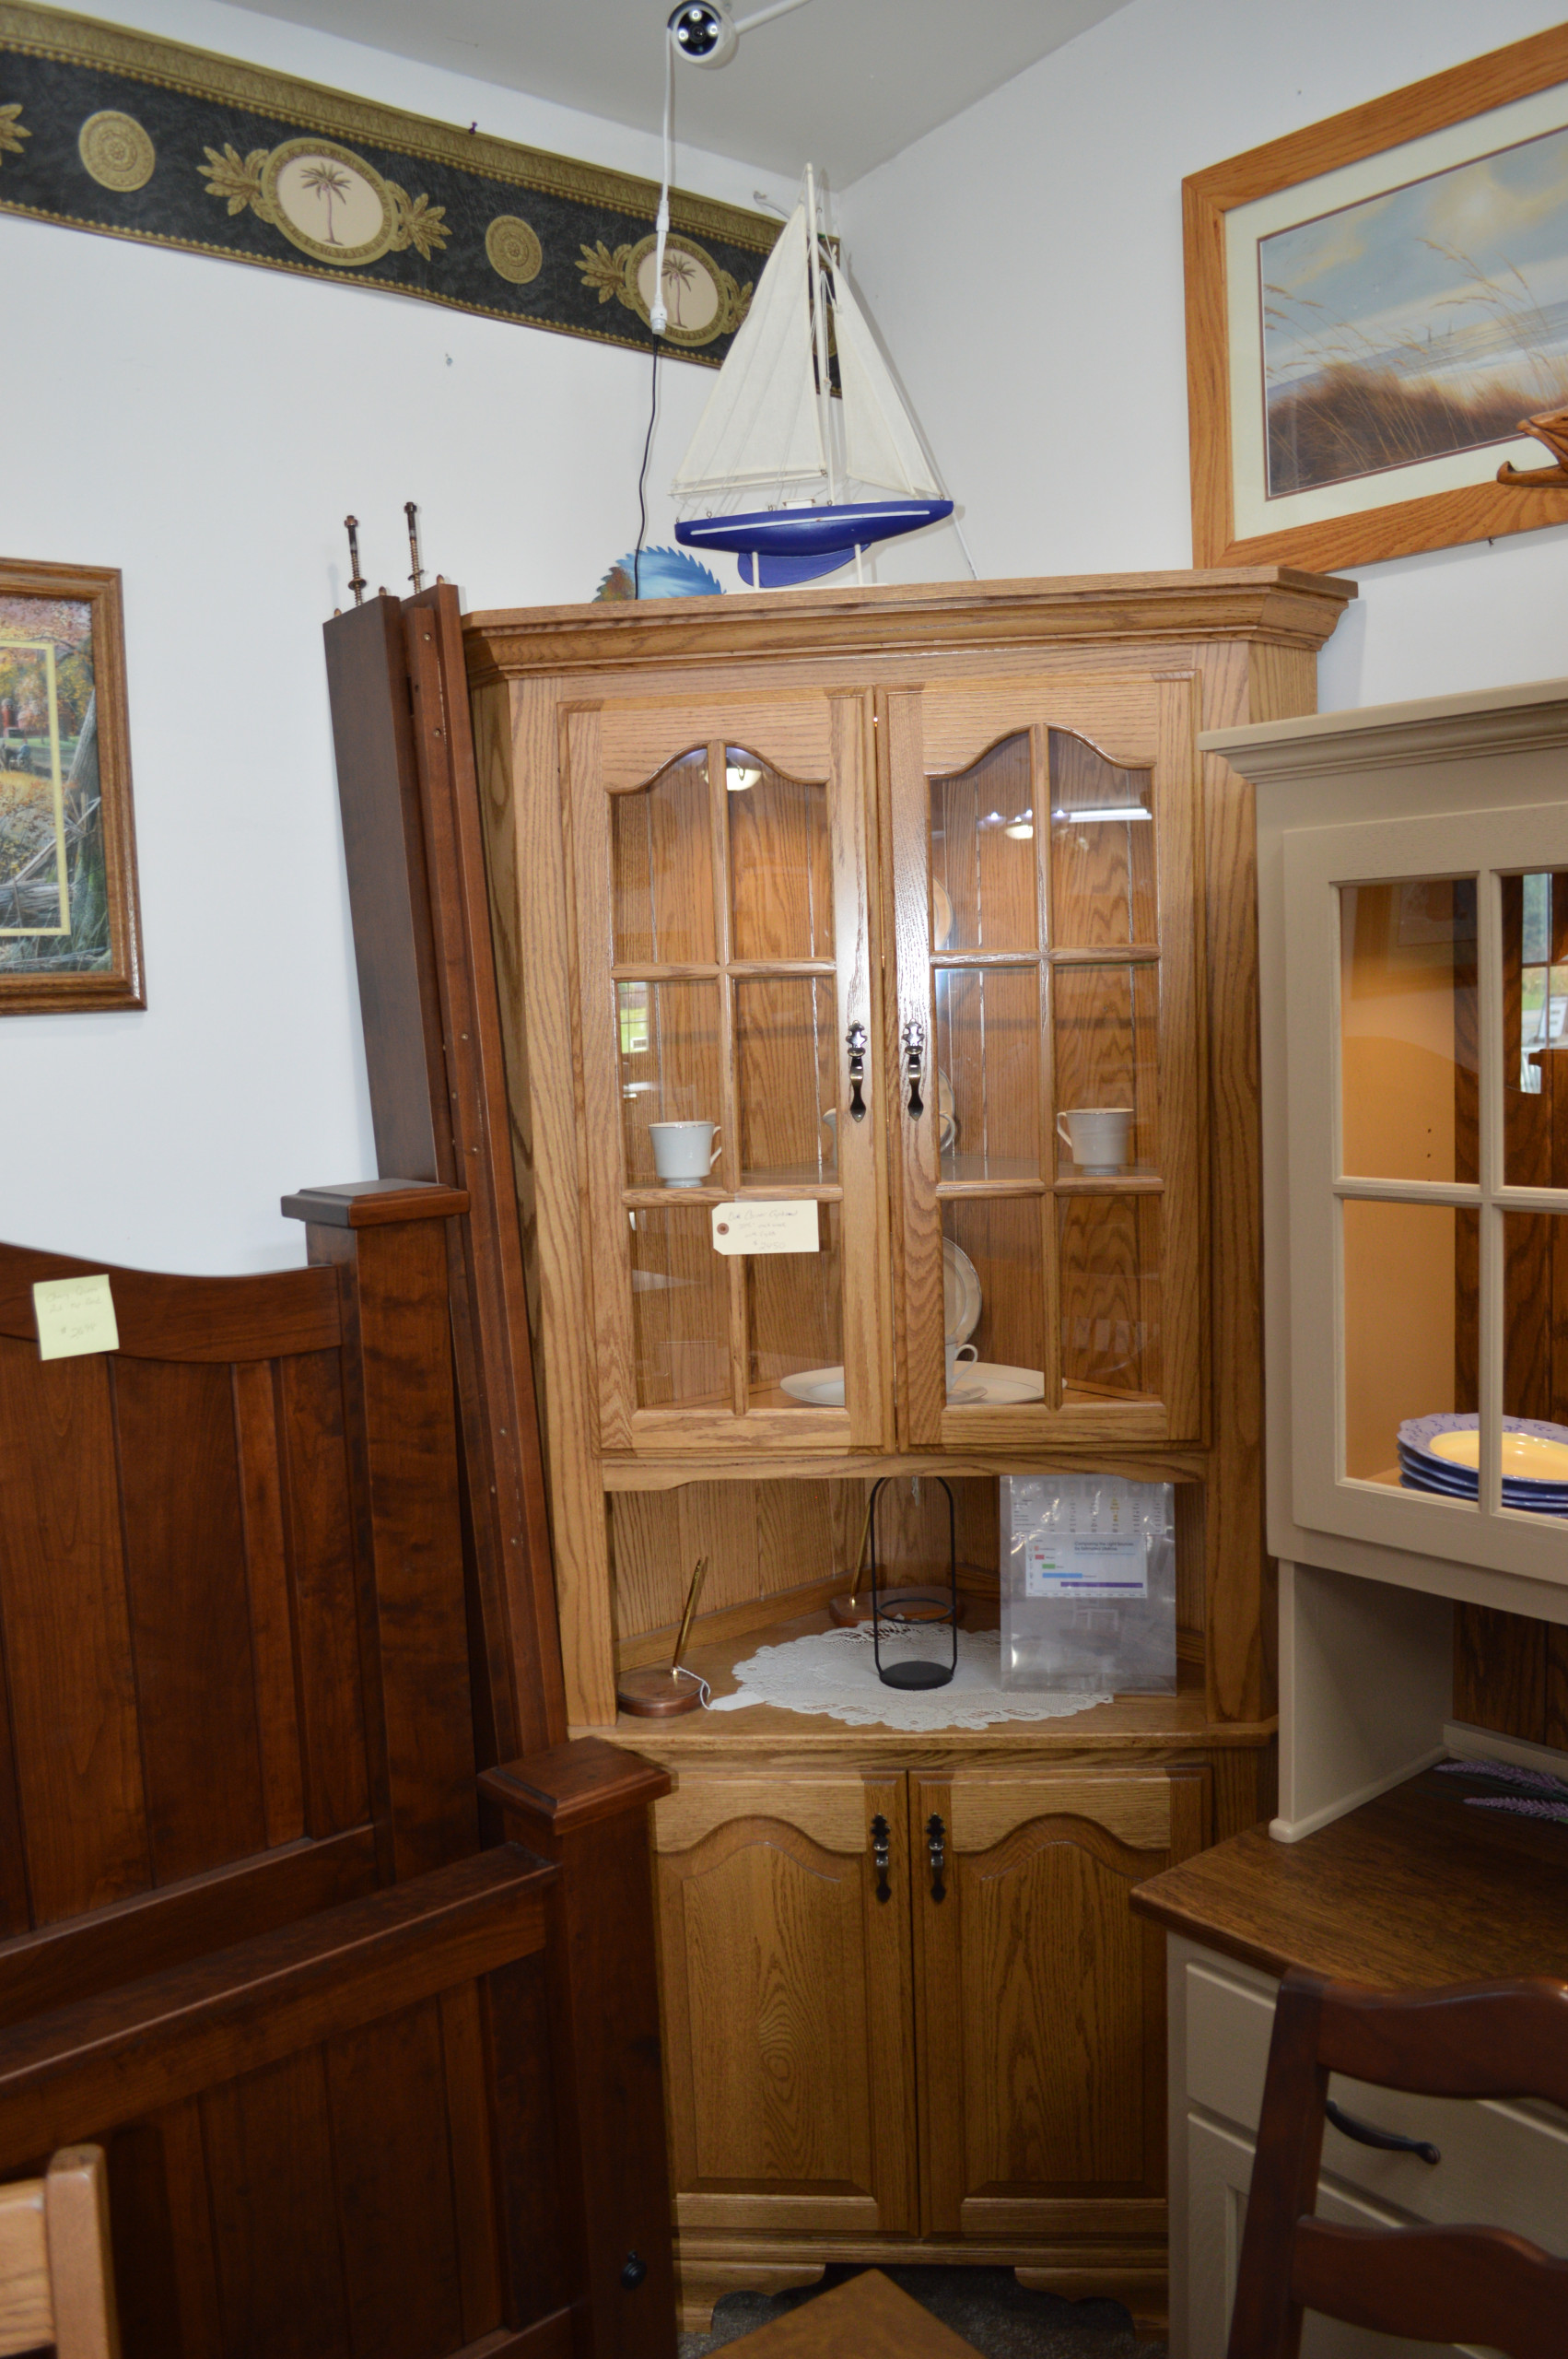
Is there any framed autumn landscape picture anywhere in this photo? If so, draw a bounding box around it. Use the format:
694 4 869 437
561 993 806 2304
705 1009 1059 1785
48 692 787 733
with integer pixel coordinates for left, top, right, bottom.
1185 24 1568 570
0 558 143 1013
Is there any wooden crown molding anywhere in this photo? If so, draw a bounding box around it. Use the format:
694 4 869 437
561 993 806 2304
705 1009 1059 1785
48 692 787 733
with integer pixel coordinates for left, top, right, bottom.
463 567 1360 684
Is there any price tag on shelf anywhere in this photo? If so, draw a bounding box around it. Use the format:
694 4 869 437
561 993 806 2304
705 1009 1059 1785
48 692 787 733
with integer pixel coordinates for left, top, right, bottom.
710 1201 820 1256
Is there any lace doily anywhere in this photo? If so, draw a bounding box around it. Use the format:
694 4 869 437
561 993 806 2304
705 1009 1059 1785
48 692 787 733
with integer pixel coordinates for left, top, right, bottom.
706 1625 1108 1731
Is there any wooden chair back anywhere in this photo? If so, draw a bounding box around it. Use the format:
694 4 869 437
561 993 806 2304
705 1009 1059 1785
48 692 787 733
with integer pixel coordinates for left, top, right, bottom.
1228 1966 1568 2359
0 2147 120 2359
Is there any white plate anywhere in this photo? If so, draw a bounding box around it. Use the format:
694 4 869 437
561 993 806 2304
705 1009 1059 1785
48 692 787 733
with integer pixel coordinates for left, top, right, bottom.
932 878 954 949
943 1238 982 1344
779 1365 847 1405
946 1362 1045 1405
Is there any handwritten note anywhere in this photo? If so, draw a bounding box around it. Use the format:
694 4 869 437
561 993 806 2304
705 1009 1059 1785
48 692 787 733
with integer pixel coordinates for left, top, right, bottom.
33 1273 119 1361
709 1201 821 1256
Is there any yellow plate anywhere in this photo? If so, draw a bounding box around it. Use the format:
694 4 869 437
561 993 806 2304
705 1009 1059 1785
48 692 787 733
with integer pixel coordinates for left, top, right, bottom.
1429 1427 1568 1480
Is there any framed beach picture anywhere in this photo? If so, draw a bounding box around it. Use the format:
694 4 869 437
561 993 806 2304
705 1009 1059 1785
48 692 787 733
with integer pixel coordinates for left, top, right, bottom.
0 559 143 1013
1185 26 1568 570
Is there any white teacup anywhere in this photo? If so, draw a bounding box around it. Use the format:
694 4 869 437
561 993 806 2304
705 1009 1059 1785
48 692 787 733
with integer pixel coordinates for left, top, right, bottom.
649 1120 721 1186
1056 1106 1132 1174
945 1341 979 1389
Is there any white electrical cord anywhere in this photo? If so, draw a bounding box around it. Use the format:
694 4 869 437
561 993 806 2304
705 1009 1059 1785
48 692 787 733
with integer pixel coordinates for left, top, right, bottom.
649 26 675 335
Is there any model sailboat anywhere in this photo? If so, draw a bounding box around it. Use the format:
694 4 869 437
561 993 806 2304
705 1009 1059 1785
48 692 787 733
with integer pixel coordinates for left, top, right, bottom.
673 168 953 587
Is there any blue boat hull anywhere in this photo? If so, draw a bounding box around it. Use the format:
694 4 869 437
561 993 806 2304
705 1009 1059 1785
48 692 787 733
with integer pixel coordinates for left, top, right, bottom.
676 498 954 589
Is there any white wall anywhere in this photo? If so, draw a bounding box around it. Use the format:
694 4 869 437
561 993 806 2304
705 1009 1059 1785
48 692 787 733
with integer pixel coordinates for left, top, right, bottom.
1 0 794 1273
841 0 1568 707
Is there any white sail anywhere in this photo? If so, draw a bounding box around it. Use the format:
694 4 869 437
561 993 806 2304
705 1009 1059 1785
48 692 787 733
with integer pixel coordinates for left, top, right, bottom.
672 202 825 498
830 266 943 499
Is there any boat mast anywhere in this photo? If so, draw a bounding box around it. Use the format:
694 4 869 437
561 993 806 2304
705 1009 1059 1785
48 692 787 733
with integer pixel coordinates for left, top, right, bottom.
804 165 838 510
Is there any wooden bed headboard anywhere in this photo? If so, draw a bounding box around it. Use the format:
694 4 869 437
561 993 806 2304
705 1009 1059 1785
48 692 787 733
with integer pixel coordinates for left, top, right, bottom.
0 1182 676 2359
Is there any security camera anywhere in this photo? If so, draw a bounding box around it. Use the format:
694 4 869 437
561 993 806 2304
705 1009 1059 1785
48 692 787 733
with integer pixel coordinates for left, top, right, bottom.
668 0 738 68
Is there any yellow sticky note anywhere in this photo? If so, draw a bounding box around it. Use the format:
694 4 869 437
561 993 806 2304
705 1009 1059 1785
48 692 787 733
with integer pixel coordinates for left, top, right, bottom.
33 1273 120 1361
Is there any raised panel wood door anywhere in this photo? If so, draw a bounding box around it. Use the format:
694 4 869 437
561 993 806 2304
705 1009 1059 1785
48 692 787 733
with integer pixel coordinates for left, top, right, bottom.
568 691 891 1459
885 675 1203 1451
910 1766 1208 2240
651 1773 916 2238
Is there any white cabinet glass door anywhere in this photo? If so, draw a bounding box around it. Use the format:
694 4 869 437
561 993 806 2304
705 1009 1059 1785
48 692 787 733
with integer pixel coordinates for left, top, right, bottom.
1284 801 1568 1581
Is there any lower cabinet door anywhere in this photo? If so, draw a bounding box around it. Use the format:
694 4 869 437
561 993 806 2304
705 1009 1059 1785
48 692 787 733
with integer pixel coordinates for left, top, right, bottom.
652 1772 918 2237
912 1766 1209 2239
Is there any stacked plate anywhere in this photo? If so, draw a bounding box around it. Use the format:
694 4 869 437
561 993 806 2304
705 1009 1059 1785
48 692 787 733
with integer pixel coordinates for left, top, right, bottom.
1398 1414 1568 1517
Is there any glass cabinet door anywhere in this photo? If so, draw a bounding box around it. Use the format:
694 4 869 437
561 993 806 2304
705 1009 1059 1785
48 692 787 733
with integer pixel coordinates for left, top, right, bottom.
1284 799 1568 1580
887 677 1202 1449
568 692 888 1454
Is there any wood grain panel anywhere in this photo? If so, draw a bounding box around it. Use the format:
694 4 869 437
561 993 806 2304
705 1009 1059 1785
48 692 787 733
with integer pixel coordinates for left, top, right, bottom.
914 1773 1174 2235
728 762 834 966
203 2048 349 2359
919 682 1159 778
326 1999 465 2359
949 1775 1172 1855
275 1352 372 1841
596 698 831 794
1454 1602 1547 1743
609 1486 685 1640
654 1781 914 2233
232 1362 305 1849
481 1953 571 2331
155 2098 224 2359
0 1339 148 1924
655 1776 870 1854
439 1983 505 2345
112 1356 267 1886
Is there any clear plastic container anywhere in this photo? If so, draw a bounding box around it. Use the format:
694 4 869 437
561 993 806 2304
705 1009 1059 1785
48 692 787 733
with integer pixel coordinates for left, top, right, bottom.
1000 1473 1176 1693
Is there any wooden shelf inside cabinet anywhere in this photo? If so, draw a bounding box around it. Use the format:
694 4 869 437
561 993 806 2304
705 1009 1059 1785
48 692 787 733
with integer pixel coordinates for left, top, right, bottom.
590 1602 1276 1764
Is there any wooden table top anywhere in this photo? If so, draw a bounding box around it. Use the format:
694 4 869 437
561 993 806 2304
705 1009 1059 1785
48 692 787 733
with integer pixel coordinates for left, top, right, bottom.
1131 1767 1568 1985
720 2271 981 2356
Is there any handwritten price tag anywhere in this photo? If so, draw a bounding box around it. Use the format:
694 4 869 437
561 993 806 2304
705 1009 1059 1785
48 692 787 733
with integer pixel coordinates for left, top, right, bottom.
709 1201 821 1256
33 1273 120 1361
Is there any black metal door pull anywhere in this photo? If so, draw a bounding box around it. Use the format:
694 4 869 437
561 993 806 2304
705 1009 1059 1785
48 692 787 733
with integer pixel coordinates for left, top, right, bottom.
903 1016 926 1119
871 1813 891 1902
1325 2098 1440 2166
927 1813 946 1902
846 1021 868 1122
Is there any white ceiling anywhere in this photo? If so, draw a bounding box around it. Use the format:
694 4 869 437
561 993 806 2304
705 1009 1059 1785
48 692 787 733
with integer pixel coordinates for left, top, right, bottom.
236 0 1137 184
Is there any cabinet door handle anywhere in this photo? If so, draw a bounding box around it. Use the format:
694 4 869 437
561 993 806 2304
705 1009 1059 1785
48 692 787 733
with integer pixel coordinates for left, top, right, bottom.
871 1813 891 1902
846 1022 868 1123
1325 2098 1440 2166
926 1813 946 1901
903 1017 926 1120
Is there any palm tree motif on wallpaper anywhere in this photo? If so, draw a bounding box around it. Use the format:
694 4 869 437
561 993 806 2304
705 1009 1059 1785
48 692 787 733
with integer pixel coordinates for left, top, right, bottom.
660 250 697 327
299 159 355 245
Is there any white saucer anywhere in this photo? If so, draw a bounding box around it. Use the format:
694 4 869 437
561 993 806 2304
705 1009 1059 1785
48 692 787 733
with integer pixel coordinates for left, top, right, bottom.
945 1362 1045 1405
779 1365 848 1405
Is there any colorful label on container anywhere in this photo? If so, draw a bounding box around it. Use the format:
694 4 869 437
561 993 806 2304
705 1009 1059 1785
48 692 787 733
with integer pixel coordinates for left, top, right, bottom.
1024 1533 1149 1598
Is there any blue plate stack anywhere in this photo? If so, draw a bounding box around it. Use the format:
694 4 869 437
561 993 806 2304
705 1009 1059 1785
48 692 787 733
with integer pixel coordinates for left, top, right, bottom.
1397 1413 1568 1517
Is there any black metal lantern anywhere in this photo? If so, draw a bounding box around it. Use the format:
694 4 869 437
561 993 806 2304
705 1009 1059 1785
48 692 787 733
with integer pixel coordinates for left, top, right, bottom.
867 1474 959 1690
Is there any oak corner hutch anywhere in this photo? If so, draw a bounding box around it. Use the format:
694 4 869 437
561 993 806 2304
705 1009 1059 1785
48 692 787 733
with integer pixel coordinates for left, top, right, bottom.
462 567 1354 2331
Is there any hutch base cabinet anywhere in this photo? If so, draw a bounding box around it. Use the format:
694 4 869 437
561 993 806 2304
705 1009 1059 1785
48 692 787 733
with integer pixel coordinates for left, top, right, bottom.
461 571 1356 2325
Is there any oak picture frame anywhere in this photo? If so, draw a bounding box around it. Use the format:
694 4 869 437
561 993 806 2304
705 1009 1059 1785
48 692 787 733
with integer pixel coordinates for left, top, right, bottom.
0 557 144 1014
1185 24 1568 572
